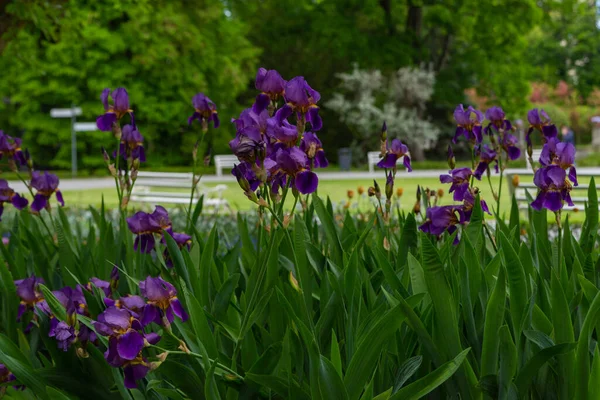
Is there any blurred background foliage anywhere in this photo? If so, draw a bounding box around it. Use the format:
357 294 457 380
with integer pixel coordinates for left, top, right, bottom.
0 0 599 169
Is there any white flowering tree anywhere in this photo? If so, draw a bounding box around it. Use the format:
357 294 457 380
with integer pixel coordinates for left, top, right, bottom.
326 64 440 161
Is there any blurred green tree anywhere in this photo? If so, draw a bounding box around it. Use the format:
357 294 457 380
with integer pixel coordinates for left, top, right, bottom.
0 0 259 169
527 0 600 102
228 0 541 157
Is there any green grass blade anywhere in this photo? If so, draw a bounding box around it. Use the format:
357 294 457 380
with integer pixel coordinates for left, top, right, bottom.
389 349 471 400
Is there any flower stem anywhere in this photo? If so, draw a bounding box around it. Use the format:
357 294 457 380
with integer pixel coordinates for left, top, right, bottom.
187 135 206 233
150 346 243 379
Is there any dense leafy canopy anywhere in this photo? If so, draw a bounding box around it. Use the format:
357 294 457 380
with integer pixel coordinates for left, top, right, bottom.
1 0 598 168
0 0 258 169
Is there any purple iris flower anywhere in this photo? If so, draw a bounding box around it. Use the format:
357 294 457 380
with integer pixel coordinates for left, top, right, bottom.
232 162 261 191
46 286 98 351
473 145 498 180
123 361 151 389
462 190 491 219
526 108 556 146
539 138 578 185
0 132 27 167
376 139 412 171
162 229 192 268
300 132 328 168
531 165 573 212
500 132 521 161
94 307 148 361
439 167 473 201
0 363 15 381
126 211 161 254
119 125 146 162
30 171 64 213
0 180 28 220
88 278 111 297
453 104 484 143
104 295 147 320
96 88 134 131
253 68 286 114
188 93 220 128
419 205 462 238
94 306 159 388
48 318 76 351
151 206 171 230
232 108 269 135
14 276 45 321
275 147 319 194
275 76 322 131
140 276 188 326
484 106 512 134
266 116 298 146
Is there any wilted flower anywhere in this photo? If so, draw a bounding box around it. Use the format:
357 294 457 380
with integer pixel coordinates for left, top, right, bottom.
473 145 498 180
276 76 322 131
140 276 188 326
0 180 28 219
484 106 512 133
447 145 455 170
188 93 220 129
357 186 365 195
531 165 574 212
439 167 473 201
453 105 484 143
30 171 64 212
274 148 318 194
96 88 134 132
253 68 286 114
347 190 354 199
377 139 412 171
396 187 404 197
229 125 266 163
299 132 328 168
539 138 577 185
437 188 444 198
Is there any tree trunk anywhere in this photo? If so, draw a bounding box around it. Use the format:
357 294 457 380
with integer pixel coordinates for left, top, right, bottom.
379 0 395 36
406 1 422 51
410 142 425 161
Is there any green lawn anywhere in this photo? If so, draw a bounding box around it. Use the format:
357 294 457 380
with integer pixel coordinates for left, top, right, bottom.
58 173 596 224
61 175 510 212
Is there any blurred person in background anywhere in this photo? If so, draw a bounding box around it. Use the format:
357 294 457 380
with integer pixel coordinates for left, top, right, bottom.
561 125 575 145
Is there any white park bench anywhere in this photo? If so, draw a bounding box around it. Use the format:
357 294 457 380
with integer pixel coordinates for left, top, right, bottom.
367 151 410 173
505 168 600 211
131 171 229 212
214 155 238 177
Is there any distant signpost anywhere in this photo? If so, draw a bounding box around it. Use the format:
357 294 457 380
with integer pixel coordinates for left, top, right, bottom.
50 106 98 177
